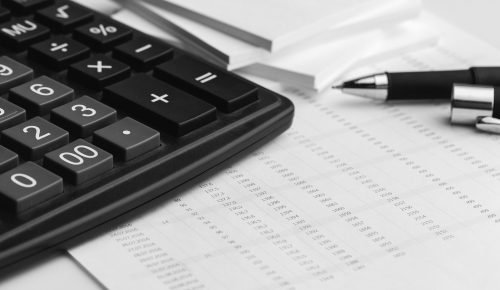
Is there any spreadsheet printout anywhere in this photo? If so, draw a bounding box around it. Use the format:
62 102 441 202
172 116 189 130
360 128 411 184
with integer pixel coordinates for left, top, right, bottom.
69 17 500 289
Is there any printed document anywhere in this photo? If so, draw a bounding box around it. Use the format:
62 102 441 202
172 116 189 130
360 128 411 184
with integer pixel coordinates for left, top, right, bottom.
70 16 500 290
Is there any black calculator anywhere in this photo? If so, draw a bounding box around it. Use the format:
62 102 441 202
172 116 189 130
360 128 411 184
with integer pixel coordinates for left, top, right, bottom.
0 0 294 268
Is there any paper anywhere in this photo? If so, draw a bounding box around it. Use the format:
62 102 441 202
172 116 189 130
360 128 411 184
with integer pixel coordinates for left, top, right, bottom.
70 15 500 289
242 15 438 92
145 0 396 51
120 0 420 71
110 9 230 69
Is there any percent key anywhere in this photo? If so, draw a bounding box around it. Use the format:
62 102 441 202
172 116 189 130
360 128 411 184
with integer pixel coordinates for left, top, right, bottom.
74 19 132 51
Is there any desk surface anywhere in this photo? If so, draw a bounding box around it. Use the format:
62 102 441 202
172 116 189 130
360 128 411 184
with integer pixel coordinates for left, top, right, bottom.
2 1 500 289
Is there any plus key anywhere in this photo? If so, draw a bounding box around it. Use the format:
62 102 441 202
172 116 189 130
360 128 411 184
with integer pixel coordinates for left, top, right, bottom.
103 74 216 136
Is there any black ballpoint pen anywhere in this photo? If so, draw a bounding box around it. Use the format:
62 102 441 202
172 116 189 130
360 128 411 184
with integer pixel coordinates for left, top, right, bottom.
333 67 500 101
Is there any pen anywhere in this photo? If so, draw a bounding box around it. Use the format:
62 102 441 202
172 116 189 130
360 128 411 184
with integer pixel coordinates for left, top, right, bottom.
334 67 500 101
450 84 500 135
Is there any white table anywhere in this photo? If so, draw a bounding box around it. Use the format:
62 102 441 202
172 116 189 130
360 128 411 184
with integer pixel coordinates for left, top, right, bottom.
2 1 499 289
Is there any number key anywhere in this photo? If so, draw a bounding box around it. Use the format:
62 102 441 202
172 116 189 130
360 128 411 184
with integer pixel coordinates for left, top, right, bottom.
0 162 62 214
0 98 26 131
0 145 18 173
1 117 69 160
51 96 117 138
10 75 74 116
44 139 113 185
0 56 33 94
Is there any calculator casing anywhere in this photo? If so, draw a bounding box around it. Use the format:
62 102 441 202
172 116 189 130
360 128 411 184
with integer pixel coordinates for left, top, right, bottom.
0 0 294 269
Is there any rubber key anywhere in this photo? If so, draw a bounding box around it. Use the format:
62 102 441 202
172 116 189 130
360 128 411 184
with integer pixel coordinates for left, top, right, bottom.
44 139 113 185
0 162 63 214
0 56 33 94
154 55 259 112
103 74 216 135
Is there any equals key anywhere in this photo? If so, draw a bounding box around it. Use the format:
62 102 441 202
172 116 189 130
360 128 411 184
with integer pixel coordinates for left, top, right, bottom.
154 55 258 112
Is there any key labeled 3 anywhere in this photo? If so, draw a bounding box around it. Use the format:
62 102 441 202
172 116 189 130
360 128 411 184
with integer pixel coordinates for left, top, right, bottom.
51 96 117 138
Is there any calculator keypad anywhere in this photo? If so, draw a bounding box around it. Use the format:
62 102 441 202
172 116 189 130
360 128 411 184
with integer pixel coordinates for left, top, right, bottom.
0 0 260 215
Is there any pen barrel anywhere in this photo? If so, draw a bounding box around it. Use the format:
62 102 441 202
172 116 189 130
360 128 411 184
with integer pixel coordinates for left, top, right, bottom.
470 67 500 85
387 70 473 100
492 87 500 119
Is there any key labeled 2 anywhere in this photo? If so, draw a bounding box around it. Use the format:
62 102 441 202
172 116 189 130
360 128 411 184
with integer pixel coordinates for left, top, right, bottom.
1 117 69 160
44 139 113 184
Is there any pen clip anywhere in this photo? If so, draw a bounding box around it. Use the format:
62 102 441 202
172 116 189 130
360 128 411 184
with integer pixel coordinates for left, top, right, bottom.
476 116 500 134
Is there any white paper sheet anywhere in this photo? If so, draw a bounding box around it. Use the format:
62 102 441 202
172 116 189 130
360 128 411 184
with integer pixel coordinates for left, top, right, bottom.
119 0 419 71
147 0 396 51
69 16 500 290
242 15 438 92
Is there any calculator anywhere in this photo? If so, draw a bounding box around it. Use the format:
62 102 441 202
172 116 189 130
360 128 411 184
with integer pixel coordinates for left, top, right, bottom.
0 0 294 268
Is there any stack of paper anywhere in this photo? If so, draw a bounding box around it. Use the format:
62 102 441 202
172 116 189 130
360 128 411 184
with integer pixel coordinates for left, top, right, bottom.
115 0 438 91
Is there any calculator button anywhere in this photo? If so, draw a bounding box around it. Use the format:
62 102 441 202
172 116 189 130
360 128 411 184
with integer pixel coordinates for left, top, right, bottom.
1 117 69 160
0 56 34 94
36 3 93 32
0 18 50 49
3 0 54 14
94 117 160 161
0 145 18 174
68 55 131 89
0 7 11 22
154 55 259 112
51 96 117 138
44 139 113 185
10 75 74 116
0 98 26 131
29 36 90 70
113 37 173 71
73 19 132 51
0 162 62 214
103 74 217 136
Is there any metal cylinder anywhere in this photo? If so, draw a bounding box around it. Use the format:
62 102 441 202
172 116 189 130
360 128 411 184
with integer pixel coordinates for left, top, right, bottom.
450 84 495 125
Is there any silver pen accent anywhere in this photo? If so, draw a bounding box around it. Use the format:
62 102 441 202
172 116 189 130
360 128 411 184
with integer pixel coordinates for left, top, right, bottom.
333 73 388 101
450 84 495 125
476 116 500 134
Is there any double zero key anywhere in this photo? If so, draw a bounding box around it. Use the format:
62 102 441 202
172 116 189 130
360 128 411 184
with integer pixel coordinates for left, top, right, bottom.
104 74 216 136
